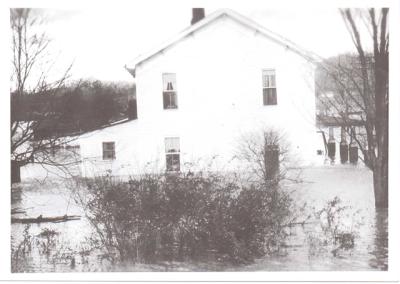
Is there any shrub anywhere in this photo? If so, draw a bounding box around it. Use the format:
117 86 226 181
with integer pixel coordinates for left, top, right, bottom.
11 226 73 272
11 225 33 272
78 170 297 265
306 197 362 257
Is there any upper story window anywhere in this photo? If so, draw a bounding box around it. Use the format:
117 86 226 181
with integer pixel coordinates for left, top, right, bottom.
262 69 277 105
102 142 115 160
165 137 180 172
162 73 178 109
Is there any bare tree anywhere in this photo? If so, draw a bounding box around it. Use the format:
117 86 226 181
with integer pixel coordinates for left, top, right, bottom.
236 128 293 186
11 8 76 183
317 8 388 208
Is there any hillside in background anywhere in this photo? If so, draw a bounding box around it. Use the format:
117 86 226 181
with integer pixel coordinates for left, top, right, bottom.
11 80 137 138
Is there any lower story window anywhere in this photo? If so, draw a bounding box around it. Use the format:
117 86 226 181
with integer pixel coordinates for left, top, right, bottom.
103 142 115 160
166 153 180 172
165 137 180 172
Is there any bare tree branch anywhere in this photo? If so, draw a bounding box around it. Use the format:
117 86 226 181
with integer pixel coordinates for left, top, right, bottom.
10 8 77 182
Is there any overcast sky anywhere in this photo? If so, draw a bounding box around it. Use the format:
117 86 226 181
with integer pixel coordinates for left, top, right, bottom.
37 6 363 83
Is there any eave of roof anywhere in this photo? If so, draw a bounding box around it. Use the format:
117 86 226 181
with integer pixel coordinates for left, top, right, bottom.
124 9 319 77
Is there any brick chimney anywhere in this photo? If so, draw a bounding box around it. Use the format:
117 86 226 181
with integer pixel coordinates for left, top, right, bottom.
191 8 205 25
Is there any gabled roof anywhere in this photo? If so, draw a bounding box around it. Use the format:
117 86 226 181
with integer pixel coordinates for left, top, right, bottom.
125 9 318 77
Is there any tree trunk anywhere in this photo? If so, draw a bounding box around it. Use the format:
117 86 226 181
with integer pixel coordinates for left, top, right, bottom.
373 163 388 209
11 160 21 184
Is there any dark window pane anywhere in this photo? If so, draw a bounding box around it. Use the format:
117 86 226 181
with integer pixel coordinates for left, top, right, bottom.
263 88 277 105
102 142 115 160
163 92 178 109
163 92 169 109
166 154 180 172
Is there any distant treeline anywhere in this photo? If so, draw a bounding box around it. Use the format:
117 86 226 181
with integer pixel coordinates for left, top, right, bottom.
11 80 137 138
315 53 373 120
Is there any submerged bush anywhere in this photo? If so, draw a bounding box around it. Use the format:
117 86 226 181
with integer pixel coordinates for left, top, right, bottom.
306 197 363 257
11 225 33 272
11 226 75 273
78 170 297 265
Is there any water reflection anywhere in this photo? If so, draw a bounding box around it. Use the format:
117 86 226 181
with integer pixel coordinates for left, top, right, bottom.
11 185 23 204
369 209 388 270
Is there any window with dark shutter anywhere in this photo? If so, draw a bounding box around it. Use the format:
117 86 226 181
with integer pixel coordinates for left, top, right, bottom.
162 73 178 109
262 70 277 105
265 144 280 180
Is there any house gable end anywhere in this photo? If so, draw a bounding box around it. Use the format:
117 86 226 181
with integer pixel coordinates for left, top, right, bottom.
125 9 317 76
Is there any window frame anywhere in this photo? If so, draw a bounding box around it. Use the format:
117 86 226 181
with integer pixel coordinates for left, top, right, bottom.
164 137 180 172
102 141 116 160
162 73 178 109
262 69 277 106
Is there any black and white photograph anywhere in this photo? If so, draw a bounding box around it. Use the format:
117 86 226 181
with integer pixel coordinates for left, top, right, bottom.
3 0 400 280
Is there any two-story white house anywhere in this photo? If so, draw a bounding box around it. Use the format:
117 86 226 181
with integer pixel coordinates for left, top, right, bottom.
22 8 321 179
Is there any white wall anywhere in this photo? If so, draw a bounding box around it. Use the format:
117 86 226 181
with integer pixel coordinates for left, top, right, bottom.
74 16 319 177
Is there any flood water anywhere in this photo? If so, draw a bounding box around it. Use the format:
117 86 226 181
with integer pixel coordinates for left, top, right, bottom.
11 165 388 272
